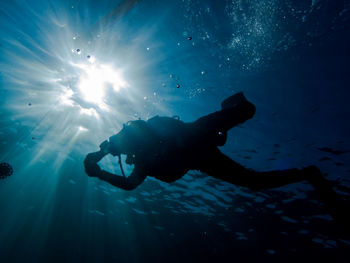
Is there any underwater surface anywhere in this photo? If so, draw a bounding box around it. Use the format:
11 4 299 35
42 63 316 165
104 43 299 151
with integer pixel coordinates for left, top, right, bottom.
1 0 350 262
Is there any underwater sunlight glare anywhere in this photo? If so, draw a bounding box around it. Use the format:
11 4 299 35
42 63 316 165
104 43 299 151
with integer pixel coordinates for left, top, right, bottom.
71 61 128 109
0 1 157 170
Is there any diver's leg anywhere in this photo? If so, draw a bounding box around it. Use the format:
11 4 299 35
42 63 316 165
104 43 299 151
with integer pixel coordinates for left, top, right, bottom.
188 93 255 146
303 166 350 233
192 99 256 133
199 148 310 190
199 148 349 233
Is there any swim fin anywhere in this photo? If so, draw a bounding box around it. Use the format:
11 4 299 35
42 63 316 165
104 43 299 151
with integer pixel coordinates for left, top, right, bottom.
304 166 350 235
221 92 249 110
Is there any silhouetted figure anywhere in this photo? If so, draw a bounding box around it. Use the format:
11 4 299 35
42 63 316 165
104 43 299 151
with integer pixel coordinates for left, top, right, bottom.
84 92 348 231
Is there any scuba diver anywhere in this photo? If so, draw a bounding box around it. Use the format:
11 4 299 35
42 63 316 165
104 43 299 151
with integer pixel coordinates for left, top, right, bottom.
84 92 348 230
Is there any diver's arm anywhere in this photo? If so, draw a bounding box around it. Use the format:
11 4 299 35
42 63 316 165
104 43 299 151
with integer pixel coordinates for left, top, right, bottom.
84 140 146 190
84 141 112 176
98 165 147 190
84 150 108 177
85 150 107 163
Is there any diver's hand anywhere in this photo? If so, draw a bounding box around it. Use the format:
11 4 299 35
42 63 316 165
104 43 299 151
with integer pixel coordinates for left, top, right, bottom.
99 140 111 155
84 153 102 177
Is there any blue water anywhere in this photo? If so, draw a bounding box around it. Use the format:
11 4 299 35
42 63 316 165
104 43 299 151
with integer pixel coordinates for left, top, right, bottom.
1 0 350 262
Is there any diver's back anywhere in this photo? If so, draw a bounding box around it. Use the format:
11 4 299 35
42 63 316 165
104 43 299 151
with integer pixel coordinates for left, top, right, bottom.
146 116 185 139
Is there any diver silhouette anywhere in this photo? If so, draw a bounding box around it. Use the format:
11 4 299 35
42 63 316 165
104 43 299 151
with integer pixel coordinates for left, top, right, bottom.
84 92 348 231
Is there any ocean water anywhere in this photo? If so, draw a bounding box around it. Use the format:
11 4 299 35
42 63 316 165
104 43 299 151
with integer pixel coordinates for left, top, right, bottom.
0 0 350 262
